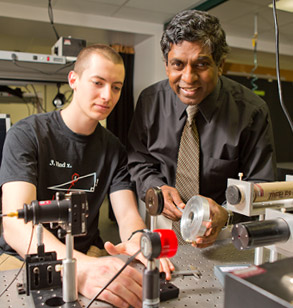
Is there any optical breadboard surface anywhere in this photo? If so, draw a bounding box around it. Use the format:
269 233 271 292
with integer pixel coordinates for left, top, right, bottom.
0 241 258 307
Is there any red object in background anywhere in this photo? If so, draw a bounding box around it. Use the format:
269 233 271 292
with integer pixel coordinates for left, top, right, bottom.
154 229 178 258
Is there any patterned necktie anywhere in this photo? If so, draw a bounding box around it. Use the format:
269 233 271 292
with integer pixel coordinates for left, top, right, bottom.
173 105 200 244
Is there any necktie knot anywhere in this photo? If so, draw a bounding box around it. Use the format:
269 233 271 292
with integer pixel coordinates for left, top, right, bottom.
186 105 198 126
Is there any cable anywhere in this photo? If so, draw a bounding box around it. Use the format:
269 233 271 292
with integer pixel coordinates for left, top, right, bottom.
0 85 32 116
48 0 60 40
11 57 75 76
53 60 76 73
21 98 32 117
29 84 47 113
23 86 37 116
250 14 258 92
0 224 35 298
272 0 293 133
0 212 18 218
64 89 74 104
127 229 147 241
85 249 141 308
0 255 10 267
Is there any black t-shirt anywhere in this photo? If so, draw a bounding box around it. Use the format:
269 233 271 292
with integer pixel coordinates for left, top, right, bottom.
0 111 134 253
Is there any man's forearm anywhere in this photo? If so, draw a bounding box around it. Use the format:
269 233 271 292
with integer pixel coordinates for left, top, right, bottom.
110 189 146 242
3 218 84 261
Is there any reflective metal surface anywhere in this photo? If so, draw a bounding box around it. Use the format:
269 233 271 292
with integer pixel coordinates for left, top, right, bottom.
181 196 210 242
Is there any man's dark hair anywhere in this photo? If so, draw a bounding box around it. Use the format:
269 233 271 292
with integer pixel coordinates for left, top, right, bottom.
160 10 230 66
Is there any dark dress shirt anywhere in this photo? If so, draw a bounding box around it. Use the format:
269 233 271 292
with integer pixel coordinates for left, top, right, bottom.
127 76 277 205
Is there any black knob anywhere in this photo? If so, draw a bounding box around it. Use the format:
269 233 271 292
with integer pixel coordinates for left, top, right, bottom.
145 187 164 216
225 185 242 205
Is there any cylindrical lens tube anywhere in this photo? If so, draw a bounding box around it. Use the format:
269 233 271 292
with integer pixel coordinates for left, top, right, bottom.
232 218 290 250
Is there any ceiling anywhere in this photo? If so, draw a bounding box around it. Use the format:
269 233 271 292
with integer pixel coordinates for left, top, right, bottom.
0 0 293 69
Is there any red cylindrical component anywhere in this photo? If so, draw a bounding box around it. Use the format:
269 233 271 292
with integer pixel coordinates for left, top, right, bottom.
153 229 178 258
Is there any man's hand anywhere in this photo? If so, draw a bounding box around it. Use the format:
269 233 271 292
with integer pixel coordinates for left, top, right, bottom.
105 240 175 281
160 185 185 221
191 197 228 248
158 257 175 280
77 254 142 308
158 187 228 249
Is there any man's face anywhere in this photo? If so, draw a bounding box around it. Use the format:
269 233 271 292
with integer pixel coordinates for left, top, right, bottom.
69 53 125 122
165 40 223 106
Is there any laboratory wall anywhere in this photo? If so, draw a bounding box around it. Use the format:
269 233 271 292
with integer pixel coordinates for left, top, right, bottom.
0 83 70 125
226 74 293 164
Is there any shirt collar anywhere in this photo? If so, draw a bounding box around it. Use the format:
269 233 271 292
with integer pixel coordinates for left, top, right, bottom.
198 78 221 123
176 94 187 120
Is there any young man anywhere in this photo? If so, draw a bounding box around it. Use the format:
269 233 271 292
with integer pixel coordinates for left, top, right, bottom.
127 10 277 248
0 44 173 308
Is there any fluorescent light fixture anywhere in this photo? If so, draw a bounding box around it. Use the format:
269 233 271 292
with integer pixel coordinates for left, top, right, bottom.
269 0 293 13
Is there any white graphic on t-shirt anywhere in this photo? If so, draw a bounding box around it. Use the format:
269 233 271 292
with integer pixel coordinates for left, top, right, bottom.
48 172 99 193
49 159 72 168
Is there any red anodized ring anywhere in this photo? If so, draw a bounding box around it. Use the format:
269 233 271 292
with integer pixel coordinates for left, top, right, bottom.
153 229 178 258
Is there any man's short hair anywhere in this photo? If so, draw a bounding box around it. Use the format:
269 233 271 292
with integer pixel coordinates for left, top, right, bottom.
160 10 230 66
74 44 124 76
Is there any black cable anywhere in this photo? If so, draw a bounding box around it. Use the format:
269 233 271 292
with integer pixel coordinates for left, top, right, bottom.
127 229 147 241
272 0 293 133
23 86 36 116
0 255 9 267
48 0 60 40
29 84 47 113
0 85 32 116
64 89 73 102
0 225 35 298
85 249 141 308
250 14 258 92
53 60 76 74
